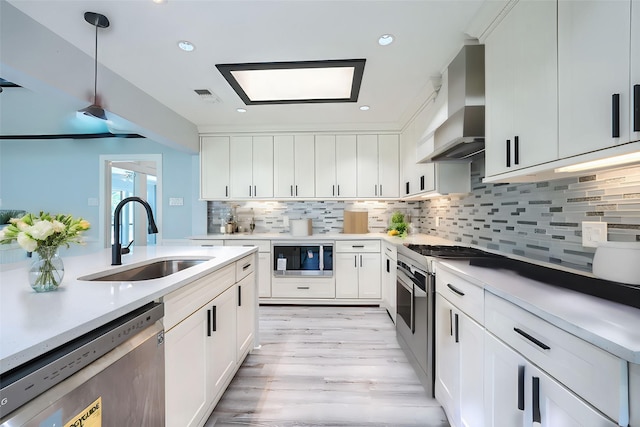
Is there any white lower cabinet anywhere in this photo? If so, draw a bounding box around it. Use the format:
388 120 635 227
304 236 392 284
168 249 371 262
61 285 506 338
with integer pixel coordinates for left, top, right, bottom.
484 332 617 427
484 291 622 427
434 293 484 427
164 255 257 427
335 240 381 299
223 240 271 298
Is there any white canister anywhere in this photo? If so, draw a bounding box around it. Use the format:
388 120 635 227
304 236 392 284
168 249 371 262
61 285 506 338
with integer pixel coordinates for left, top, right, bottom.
592 241 640 285
290 219 312 236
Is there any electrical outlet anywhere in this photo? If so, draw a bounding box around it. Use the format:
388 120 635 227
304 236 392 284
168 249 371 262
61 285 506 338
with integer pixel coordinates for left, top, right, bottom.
169 197 183 206
582 221 607 248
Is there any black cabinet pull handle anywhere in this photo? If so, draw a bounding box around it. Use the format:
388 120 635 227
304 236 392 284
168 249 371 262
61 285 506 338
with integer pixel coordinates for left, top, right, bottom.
517 365 525 411
420 175 425 191
386 258 390 273
514 327 550 350
242 263 251 270
249 185 252 197
332 185 335 196
337 185 340 196
514 135 519 165
506 139 511 167
375 185 378 196
360 254 363 267
447 283 465 296
211 305 217 332
449 309 453 337
254 185 257 197
532 377 541 423
406 181 410 195
295 185 298 196
354 255 357 268
238 285 242 306
290 185 293 196
207 309 212 337
634 84 640 132
454 313 459 343
225 186 228 197
352 245 365 248
612 93 620 138
380 185 383 195
297 286 310 290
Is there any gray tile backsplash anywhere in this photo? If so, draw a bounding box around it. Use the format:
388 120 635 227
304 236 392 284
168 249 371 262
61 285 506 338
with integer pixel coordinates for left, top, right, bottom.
208 160 640 272
419 159 640 271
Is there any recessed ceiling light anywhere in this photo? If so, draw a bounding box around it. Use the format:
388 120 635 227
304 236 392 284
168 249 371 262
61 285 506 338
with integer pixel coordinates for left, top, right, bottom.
152 0 167 4
378 34 394 46
236 108 247 113
359 105 370 111
177 41 195 52
216 59 366 105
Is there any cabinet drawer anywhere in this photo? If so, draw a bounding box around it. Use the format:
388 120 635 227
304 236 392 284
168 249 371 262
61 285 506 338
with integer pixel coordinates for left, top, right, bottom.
236 254 255 281
435 267 484 324
336 240 380 253
383 242 398 261
272 279 336 298
190 239 224 246
163 264 235 331
224 239 270 252
485 292 623 422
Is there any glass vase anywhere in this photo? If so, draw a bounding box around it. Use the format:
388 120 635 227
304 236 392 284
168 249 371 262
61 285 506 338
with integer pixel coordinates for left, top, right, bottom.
29 246 64 292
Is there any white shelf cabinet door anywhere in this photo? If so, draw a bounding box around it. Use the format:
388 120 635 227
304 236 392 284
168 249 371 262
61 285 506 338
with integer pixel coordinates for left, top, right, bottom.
434 293 460 425
294 134 316 198
273 135 295 198
484 332 618 427
377 134 399 198
356 134 380 198
485 0 558 177
165 304 210 427
630 0 640 142
336 135 357 198
459 313 484 427
358 252 381 299
229 136 254 198
207 285 237 400
258 251 271 298
252 136 274 198
484 332 528 427
236 273 256 359
315 135 337 198
335 252 359 298
200 136 230 200
558 0 631 157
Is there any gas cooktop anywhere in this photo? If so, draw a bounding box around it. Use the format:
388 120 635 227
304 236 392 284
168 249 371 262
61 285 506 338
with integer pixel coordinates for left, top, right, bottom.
403 244 504 259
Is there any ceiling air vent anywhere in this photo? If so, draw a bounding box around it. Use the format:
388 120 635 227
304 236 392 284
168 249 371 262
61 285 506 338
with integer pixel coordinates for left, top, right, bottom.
194 89 222 104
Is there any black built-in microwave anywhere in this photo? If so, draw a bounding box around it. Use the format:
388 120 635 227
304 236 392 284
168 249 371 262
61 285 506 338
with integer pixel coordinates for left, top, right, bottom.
272 243 333 277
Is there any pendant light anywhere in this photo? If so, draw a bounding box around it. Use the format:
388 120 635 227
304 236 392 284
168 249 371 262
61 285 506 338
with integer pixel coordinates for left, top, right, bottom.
78 12 110 121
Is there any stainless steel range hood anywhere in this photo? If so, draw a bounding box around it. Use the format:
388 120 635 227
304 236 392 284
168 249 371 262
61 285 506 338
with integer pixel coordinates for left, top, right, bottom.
428 44 485 161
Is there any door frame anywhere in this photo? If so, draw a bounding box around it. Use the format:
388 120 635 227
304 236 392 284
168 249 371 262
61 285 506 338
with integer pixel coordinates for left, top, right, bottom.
98 154 163 249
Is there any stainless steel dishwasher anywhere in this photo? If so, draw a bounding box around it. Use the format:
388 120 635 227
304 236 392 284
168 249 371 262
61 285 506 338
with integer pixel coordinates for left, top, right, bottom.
0 302 165 426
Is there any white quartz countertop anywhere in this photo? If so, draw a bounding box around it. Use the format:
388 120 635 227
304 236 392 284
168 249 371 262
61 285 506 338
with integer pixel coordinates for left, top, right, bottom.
0 245 256 374
435 259 640 364
190 232 454 245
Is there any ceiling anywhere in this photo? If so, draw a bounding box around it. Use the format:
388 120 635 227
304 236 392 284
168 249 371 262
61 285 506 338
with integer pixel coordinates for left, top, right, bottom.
6 0 485 133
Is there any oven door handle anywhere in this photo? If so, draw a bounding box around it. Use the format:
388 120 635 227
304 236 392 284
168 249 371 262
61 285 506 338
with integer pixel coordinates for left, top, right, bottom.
397 270 414 293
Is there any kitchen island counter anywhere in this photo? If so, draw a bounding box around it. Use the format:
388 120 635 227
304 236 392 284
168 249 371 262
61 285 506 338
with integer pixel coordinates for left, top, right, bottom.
0 245 256 374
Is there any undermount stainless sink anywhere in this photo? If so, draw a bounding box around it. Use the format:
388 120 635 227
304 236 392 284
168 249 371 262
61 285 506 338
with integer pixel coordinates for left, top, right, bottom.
80 258 212 282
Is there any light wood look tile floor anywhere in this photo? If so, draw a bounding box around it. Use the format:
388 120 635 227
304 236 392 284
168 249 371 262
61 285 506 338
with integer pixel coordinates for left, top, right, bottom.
204 306 450 427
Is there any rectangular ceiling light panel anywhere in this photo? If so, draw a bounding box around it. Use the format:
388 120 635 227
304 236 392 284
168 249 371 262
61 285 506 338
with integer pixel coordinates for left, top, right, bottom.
216 59 365 105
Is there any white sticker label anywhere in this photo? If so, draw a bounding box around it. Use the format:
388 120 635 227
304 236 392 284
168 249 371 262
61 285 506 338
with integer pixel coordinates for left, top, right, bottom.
277 258 287 271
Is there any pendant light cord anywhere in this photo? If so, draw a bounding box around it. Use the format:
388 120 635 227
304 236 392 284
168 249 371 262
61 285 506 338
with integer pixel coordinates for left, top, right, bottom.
93 23 98 104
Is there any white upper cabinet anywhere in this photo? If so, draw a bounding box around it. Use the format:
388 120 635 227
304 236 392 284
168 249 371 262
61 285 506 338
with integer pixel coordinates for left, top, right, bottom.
356 134 399 198
558 0 632 157
201 136 230 200
315 135 357 198
273 135 315 198
230 136 274 199
632 0 640 142
484 0 558 178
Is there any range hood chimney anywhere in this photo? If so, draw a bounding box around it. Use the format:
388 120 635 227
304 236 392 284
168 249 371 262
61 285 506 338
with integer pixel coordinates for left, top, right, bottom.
428 44 485 161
